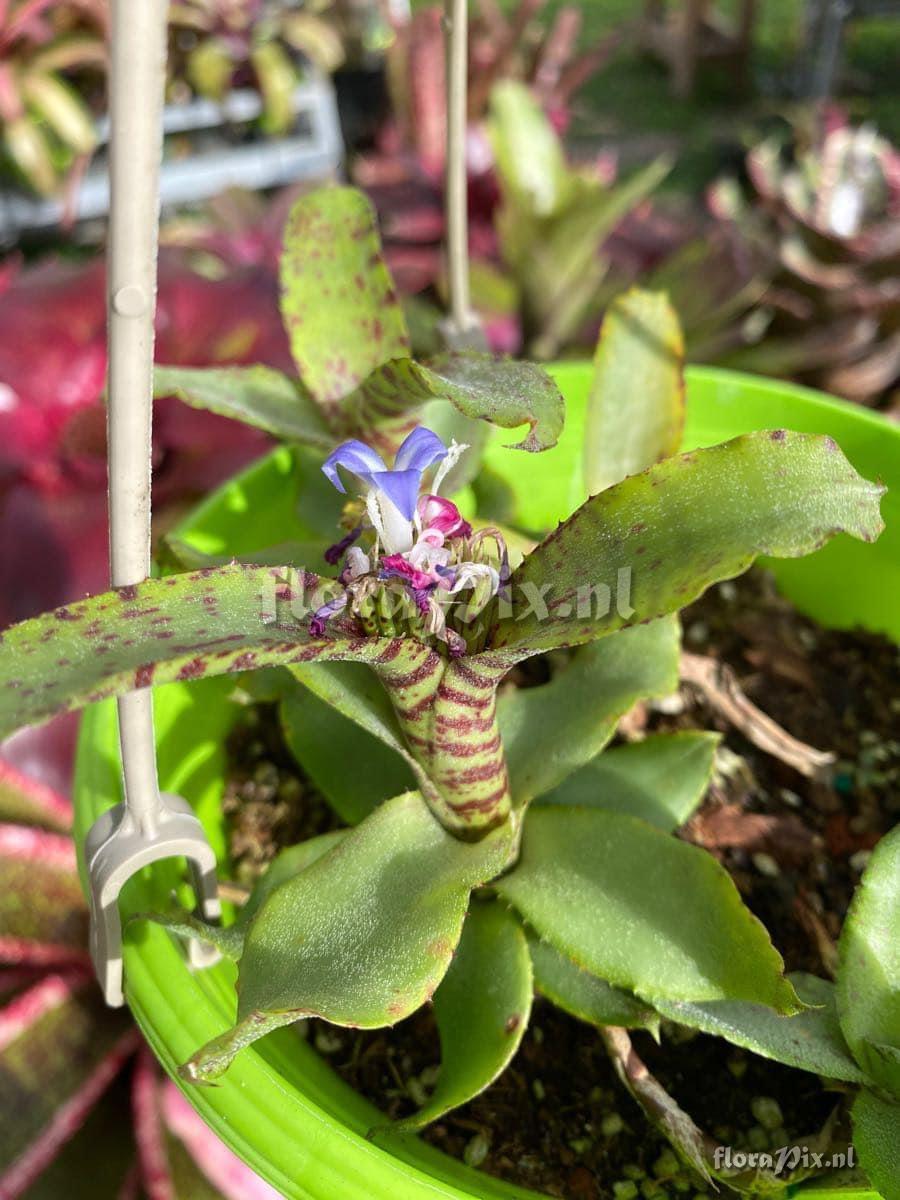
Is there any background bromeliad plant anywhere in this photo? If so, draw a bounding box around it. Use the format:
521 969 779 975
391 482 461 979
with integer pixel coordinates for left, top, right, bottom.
167 0 346 134
708 113 900 412
0 183 895 1194
0 759 289 1199
0 0 106 196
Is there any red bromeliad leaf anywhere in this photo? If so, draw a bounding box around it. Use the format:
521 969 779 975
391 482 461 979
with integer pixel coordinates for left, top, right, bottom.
0 973 137 1199
279 187 410 408
0 713 80 810
0 823 89 969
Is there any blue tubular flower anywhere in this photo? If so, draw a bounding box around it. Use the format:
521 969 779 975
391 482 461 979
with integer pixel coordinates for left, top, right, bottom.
321 427 449 554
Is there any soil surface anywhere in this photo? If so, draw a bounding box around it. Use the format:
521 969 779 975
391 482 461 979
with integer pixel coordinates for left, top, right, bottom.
222 567 898 1199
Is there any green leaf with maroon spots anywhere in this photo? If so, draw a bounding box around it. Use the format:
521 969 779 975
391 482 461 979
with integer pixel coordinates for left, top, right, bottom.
279 186 410 407
499 617 680 806
339 353 565 453
394 900 532 1131
154 364 333 447
490 431 885 659
584 288 685 494
0 564 423 739
837 824 900 1096
495 806 801 1013
181 793 518 1081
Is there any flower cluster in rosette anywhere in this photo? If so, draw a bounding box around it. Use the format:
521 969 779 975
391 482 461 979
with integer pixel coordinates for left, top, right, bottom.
314 427 508 657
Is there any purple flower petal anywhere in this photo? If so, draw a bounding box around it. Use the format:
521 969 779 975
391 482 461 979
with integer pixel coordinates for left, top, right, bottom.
309 592 348 637
370 468 422 521
394 426 448 475
322 440 387 494
410 587 432 614
324 525 362 566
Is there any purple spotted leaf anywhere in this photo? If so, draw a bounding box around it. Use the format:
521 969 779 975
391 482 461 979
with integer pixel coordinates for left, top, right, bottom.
182 792 518 1082
279 187 410 408
0 564 420 739
153 364 333 448
490 431 885 658
338 353 565 453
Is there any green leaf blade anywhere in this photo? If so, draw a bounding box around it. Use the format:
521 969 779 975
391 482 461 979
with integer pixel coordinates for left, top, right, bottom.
183 794 517 1081
837 824 900 1096
852 1089 900 1200
489 80 572 220
339 353 565 453
653 973 867 1084
529 936 659 1033
154 365 333 447
395 901 532 1131
0 564 415 739
279 186 409 406
491 431 885 656
499 617 681 806
539 731 719 833
584 288 685 494
495 806 800 1013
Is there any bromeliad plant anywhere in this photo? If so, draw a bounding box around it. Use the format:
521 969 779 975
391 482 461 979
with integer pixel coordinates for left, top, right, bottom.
0 0 106 196
0 760 285 1200
0 185 894 1189
709 115 900 408
167 0 344 134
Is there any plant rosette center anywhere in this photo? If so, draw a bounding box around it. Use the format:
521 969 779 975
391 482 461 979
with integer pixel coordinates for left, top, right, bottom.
316 426 507 660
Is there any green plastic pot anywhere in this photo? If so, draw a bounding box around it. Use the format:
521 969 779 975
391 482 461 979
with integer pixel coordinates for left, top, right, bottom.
74 366 898 1200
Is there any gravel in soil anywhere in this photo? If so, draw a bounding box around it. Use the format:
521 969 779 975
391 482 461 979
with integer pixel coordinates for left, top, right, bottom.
221 568 898 1198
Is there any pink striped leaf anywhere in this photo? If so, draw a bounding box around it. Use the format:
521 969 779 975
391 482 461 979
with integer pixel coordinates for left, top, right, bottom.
0 824 89 968
0 974 136 1199
0 759 72 832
